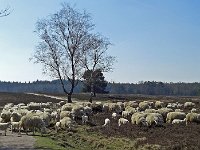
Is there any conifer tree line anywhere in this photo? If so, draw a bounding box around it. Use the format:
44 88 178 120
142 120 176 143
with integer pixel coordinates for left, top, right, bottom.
1 80 200 96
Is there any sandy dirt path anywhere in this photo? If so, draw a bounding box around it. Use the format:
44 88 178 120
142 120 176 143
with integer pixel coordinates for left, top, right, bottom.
0 130 36 150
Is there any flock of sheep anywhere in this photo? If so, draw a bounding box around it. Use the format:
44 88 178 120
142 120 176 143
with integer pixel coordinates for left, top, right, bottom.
0 99 200 136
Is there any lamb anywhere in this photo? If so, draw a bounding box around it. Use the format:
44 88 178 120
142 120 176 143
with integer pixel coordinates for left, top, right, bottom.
103 118 110 127
0 122 10 136
55 121 61 132
166 112 186 123
186 113 200 125
82 114 88 124
172 118 186 125
118 118 129 126
112 112 117 119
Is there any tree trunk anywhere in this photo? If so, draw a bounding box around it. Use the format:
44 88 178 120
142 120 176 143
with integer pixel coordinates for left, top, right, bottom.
67 94 72 103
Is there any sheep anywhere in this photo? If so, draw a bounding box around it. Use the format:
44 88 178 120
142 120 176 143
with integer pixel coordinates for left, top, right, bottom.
10 112 22 122
112 112 117 119
125 106 136 115
61 103 73 111
27 102 41 110
155 101 165 108
71 105 84 120
146 113 164 127
191 108 197 113
172 118 186 125
0 110 11 123
116 102 125 111
175 109 184 112
102 103 110 112
157 108 173 122
55 121 61 132
83 106 93 116
103 118 110 127
0 122 10 136
184 102 195 108
19 114 46 135
51 111 60 123
166 112 186 123
60 117 74 129
144 109 157 113
109 103 121 113
11 121 20 133
139 101 149 111
60 111 71 120
118 118 129 126
131 112 148 126
82 114 88 124
91 102 103 113
186 113 200 125
122 111 130 119
124 101 138 108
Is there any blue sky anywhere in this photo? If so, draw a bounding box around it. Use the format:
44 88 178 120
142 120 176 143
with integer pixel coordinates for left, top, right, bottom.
0 0 200 83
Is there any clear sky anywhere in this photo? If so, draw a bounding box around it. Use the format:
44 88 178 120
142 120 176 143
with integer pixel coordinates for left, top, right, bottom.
1 0 200 83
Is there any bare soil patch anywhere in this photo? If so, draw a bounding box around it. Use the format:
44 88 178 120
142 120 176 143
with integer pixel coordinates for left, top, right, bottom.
0 130 35 150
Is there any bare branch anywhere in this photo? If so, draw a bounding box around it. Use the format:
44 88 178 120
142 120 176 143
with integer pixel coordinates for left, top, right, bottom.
0 6 11 17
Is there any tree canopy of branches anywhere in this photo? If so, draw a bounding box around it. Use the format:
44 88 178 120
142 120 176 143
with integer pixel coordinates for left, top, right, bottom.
81 34 115 102
82 69 108 96
0 6 11 17
32 3 115 103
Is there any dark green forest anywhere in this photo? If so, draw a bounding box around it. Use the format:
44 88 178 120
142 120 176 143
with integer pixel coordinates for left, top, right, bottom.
0 80 200 96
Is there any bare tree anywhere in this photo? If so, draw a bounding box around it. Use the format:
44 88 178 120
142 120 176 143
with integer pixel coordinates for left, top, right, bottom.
81 34 115 102
0 6 11 17
32 4 94 103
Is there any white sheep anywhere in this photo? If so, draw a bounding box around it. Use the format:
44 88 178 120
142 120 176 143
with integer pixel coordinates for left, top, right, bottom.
191 108 197 113
186 113 200 125
55 121 61 132
112 112 117 119
146 113 164 127
11 121 20 133
82 114 88 124
172 118 186 125
166 112 186 123
19 114 46 135
103 118 110 127
118 118 129 126
60 117 74 129
122 111 130 119
0 122 10 136
131 113 148 126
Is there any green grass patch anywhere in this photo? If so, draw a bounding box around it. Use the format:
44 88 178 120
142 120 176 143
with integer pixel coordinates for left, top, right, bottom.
34 135 66 150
